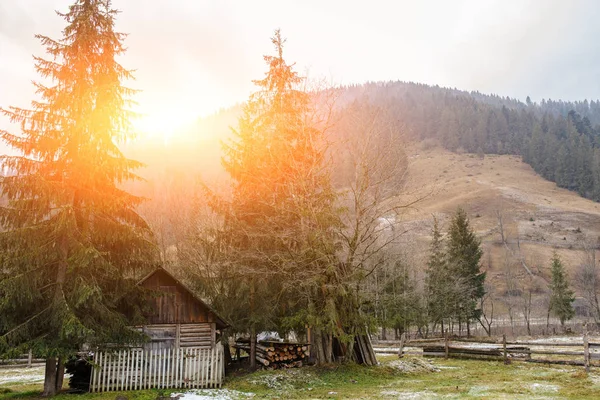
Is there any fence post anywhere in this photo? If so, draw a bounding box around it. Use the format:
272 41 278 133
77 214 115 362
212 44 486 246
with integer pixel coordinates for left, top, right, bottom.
398 333 405 359
27 349 32 368
503 334 510 365
584 323 590 373
444 330 449 359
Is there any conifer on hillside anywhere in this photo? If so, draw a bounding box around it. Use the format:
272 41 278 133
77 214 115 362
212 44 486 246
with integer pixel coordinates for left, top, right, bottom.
446 208 485 335
548 252 575 327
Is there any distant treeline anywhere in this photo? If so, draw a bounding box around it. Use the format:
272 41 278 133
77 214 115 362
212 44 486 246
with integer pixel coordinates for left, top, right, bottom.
337 81 600 201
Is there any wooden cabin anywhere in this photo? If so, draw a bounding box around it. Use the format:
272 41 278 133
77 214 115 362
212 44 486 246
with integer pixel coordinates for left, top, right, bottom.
89 267 228 393
137 267 228 351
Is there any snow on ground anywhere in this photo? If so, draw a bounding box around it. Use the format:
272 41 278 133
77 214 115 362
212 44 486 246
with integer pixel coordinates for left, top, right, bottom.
379 390 438 399
467 385 490 396
530 383 559 393
0 366 45 385
387 358 439 373
170 389 254 400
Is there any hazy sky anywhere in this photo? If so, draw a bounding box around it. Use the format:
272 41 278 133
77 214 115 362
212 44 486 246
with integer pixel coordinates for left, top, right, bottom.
2 0 600 136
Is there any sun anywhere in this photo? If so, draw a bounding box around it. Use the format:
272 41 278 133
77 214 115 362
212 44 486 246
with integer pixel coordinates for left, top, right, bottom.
132 108 195 144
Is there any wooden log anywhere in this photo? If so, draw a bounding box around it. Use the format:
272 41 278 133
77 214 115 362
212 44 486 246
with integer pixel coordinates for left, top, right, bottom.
256 344 275 352
180 328 212 333
529 350 584 356
180 324 211 330
256 355 270 366
506 341 582 347
527 358 584 366
374 348 404 355
424 345 504 356
180 337 212 343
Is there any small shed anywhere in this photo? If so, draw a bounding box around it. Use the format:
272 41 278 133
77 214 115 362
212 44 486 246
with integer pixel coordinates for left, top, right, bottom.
88 267 228 393
138 267 228 351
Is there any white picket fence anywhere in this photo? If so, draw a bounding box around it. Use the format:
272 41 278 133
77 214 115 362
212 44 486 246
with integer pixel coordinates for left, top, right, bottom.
89 344 224 392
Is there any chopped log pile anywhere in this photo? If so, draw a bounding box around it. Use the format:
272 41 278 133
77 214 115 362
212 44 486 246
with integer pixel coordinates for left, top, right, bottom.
233 339 309 368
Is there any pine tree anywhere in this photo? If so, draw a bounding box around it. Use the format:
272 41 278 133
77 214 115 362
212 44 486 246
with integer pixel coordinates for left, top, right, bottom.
425 217 450 330
382 259 421 337
209 29 339 365
548 252 575 327
446 207 486 335
0 1 154 395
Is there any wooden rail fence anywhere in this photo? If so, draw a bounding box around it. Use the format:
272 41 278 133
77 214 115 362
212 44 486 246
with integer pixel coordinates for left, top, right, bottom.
89 344 224 392
373 331 600 371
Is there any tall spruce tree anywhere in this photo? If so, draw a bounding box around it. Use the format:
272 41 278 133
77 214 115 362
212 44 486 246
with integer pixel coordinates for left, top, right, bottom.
0 1 154 395
548 252 575 327
425 216 450 331
446 207 485 335
211 30 339 366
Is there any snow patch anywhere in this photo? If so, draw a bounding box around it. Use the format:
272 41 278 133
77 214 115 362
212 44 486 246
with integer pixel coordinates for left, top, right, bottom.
170 389 255 400
379 390 437 399
0 367 45 385
468 385 489 396
530 383 559 393
387 357 439 373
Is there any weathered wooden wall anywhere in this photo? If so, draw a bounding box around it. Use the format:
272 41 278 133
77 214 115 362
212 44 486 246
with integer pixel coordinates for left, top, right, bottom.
140 269 217 325
140 323 215 351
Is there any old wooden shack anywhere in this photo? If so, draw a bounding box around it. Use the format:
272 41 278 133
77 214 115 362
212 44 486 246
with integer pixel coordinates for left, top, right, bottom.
89 267 229 393
137 267 228 351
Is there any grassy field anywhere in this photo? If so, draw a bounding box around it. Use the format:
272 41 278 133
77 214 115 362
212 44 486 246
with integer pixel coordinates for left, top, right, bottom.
3 356 600 399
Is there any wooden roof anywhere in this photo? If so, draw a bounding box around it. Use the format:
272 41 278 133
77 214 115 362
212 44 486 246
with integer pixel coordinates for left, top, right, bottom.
138 267 228 329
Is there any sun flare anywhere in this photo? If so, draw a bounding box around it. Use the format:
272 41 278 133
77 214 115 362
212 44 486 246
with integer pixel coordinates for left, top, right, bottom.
132 108 196 144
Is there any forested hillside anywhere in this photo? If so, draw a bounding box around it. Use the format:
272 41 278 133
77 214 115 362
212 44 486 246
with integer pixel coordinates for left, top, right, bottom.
131 81 600 260
332 81 600 201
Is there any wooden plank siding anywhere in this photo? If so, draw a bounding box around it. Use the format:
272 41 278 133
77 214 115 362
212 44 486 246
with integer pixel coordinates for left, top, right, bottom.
136 323 214 351
140 269 217 325
88 268 229 393
89 344 224 392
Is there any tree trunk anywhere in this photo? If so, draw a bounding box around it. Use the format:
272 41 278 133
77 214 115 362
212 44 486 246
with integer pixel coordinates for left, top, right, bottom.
250 325 257 370
381 327 387 340
44 235 68 396
55 357 64 392
324 333 333 363
42 358 58 397
466 320 471 337
223 339 232 365
55 234 68 301
249 278 256 369
313 328 326 365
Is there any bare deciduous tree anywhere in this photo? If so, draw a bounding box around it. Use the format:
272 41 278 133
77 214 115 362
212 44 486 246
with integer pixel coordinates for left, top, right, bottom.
477 281 496 336
575 238 600 326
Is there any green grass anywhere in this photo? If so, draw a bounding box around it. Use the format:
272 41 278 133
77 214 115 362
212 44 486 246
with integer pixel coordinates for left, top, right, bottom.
3 357 600 399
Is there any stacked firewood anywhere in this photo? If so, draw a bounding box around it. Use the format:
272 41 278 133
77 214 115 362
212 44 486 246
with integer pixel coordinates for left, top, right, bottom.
234 339 310 368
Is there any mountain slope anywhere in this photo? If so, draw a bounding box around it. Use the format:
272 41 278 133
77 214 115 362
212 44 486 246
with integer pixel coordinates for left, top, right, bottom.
396 144 600 322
